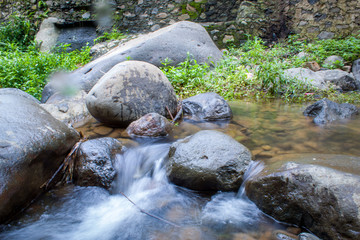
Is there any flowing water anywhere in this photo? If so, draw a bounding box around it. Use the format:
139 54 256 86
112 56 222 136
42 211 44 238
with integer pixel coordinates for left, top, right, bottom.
1 101 359 240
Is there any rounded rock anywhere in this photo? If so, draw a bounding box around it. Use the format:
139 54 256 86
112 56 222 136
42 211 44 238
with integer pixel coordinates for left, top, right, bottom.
126 113 172 137
166 130 252 191
86 60 177 127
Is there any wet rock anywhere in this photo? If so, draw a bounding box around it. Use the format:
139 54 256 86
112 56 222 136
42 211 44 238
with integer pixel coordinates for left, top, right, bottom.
0 88 40 104
299 233 321 240
182 92 232 121
317 70 357 91
42 21 222 102
283 68 327 90
86 60 177 127
272 230 298 240
126 113 172 137
166 130 252 191
303 98 358 125
352 59 360 89
35 17 60 52
74 137 122 189
323 55 344 68
41 90 93 127
0 94 80 223
246 154 360 240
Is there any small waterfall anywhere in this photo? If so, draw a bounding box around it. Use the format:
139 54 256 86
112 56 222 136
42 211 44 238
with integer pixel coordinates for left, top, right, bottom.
237 161 265 198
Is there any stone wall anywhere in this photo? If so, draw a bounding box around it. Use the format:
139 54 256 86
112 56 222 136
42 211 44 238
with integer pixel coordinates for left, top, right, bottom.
289 0 360 39
0 0 359 47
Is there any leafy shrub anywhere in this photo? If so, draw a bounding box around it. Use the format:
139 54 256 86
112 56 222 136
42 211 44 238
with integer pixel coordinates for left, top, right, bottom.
0 15 35 51
0 16 92 99
0 44 91 99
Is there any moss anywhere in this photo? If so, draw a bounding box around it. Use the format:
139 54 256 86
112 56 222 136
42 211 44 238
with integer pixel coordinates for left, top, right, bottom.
180 0 207 20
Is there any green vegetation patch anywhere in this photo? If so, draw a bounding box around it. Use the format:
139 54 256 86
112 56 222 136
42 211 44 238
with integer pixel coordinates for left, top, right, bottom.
162 35 360 104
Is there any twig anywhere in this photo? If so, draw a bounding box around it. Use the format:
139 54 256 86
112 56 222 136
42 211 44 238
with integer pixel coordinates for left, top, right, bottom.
172 102 183 123
40 135 87 189
165 106 174 122
119 191 180 228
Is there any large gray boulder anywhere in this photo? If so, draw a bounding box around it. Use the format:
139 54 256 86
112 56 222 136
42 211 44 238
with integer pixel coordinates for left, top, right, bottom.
74 137 122 189
86 60 177 127
0 88 40 104
246 153 360 240
166 130 252 191
303 98 358 125
352 59 360 89
41 21 223 102
283 68 327 90
317 70 357 91
182 92 232 121
35 17 60 52
0 94 80 223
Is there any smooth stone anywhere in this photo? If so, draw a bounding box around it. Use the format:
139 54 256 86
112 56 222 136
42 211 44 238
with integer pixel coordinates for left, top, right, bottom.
86 60 177 127
126 113 172 137
303 98 358 125
166 130 252 191
182 92 232 121
42 21 222 102
0 94 79 223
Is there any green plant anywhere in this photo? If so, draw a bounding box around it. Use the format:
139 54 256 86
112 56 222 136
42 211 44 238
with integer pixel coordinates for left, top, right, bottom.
94 28 126 44
0 15 35 51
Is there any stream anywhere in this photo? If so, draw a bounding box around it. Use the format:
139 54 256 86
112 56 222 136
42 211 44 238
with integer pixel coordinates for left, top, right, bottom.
1 101 359 240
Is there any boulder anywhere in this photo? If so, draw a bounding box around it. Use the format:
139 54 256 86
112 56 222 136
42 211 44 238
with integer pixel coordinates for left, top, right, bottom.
0 94 80 223
41 21 223 102
0 88 40 104
352 59 360 89
303 98 358 125
182 92 232 121
35 17 60 52
74 137 122 189
283 68 327 90
166 130 252 191
126 113 172 137
86 60 177 127
323 55 344 68
245 153 360 240
317 70 357 91
41 90 93 128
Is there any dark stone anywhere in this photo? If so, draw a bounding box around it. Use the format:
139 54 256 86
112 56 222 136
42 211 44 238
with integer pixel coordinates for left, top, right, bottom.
74 137 122 189
42 21 223 102
86 61 177 127
317 69 357 92
0 88 40 104
166 130 252 191
0 94 80 223
126 113 172 137
55 21 97 52
307 0 319 5
182 92 232 121
352 59 360 89
303 98 358 125
314 13 327 22
246 154 360 240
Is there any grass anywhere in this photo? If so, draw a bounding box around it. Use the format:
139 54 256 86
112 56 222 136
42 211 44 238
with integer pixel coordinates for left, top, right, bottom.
161 35 360 104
